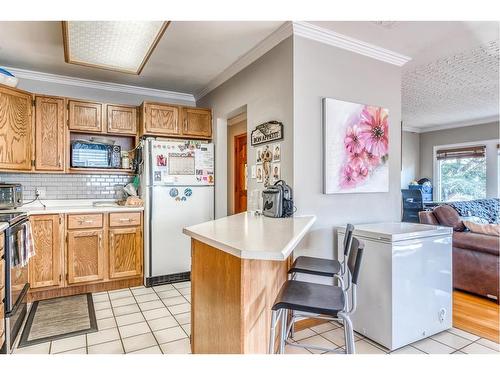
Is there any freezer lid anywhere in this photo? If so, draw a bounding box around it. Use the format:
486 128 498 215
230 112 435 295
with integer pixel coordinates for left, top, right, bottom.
336 222 453 242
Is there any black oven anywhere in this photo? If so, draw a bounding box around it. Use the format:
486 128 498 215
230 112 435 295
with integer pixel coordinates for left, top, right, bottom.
1 213 29 354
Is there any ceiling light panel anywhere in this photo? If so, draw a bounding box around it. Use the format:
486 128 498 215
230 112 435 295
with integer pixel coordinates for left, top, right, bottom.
63 21 168 74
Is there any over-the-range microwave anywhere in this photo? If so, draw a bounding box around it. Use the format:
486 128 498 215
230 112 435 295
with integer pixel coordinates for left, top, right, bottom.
70 140 121 169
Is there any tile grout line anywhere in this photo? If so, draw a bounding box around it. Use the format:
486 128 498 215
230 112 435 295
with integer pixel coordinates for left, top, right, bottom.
160 284 191 338
130 286 165 354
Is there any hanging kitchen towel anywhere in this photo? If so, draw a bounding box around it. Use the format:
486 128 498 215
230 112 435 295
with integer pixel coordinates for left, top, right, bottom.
25 221 36 262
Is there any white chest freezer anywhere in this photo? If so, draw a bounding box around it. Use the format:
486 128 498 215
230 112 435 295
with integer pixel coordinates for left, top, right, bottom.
337 222 453 350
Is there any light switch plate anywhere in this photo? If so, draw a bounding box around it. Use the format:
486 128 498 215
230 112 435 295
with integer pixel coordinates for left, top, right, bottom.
251 165 256 179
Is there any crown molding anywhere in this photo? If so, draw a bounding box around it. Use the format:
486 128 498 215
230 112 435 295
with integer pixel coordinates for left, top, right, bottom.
5 66 195 104
292 22 412 67
195 21 294 101
404 115 499 133
195 21 412 101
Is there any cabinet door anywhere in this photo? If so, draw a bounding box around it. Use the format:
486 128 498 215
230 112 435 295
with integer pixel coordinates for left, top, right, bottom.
0 85 33 170
29 214 63 289
143 103 180 136
106 104 137 135
109 227 142 279
181 107 212 138
67 229 105 284
35 96 65 171
68 100 102 132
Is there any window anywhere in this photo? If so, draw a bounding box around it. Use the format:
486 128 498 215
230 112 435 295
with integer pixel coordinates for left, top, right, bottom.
437 145 487 202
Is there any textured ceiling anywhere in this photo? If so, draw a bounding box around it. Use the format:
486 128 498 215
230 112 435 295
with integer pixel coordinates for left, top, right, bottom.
402 40 499 128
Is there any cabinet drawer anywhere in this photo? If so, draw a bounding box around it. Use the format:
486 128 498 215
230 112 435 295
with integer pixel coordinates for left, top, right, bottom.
68 214 103 229
110 212 141 227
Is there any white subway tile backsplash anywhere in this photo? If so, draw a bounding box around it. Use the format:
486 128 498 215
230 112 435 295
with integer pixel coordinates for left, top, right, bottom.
0 173 133 200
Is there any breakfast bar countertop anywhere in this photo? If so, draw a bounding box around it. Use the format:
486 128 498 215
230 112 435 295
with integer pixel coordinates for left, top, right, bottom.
183 212 316 261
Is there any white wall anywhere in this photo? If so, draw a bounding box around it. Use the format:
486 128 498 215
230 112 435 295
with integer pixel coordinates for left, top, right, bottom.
401 130 420 188
197 37 294 218
292 36 402 263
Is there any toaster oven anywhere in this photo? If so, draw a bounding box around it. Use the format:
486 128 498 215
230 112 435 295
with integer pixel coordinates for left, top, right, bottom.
0 183 23 209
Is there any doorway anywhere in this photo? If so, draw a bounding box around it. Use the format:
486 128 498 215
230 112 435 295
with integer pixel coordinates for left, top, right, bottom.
234 133 247 213
227 113 247 215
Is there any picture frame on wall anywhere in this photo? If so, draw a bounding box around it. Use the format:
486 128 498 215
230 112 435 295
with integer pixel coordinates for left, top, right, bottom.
323 97 389 194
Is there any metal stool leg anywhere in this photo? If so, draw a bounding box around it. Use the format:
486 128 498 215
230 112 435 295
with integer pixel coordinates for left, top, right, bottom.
279 309 288 354
269 310 278 354
340 314 355 354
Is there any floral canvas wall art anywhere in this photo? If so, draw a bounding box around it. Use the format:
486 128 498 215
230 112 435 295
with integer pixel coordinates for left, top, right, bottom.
323 98 389 194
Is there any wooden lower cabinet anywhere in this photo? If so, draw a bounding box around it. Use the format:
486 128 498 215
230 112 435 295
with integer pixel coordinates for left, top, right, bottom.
67 228 105 284
1 232 4 350
29 214 63 289
109 226 142 279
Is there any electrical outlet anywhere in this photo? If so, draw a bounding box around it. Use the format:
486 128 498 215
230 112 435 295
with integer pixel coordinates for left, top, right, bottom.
35 187 46 198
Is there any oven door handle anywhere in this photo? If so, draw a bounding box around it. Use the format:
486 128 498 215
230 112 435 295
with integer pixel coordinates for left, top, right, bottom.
5 283 30 317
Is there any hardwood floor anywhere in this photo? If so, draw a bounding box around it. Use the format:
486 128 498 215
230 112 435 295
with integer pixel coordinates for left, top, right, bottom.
453 290 499 343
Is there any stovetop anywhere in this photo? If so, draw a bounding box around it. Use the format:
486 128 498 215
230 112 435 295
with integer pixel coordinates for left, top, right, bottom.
0 211 28 226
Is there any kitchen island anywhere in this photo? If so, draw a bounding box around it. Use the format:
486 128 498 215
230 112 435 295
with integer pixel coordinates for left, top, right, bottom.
183 212 316 354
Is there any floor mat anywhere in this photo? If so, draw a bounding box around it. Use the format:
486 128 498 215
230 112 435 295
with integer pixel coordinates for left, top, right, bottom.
18 293 97 347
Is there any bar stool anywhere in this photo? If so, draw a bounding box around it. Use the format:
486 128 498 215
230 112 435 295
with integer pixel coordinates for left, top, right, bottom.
268 237 364 354
288 224 354 278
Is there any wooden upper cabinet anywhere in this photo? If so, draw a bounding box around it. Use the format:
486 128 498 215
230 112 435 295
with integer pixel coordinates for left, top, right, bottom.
141 102 180 136
106 104 137 135
181 107 212 138
0 85 33 171
68 100 103 133
35 96 65 171
29 214 63 289
109 226 142 279
67 229 105 284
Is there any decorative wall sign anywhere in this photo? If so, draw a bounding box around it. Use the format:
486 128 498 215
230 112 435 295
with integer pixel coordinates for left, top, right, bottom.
251 121 283 146
323 98 389 194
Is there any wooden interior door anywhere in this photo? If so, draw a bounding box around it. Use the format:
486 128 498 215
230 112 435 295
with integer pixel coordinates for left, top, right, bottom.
0 86 33 170
109 226 142 279
67 229 104 284
29 214 63 289
35 96 65 171
234 133 247 213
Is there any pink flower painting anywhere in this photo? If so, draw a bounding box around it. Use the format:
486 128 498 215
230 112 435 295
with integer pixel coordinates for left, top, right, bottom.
323 98 389 194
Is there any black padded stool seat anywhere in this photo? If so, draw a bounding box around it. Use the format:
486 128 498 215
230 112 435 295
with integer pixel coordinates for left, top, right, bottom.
272 280 345 316
288 256 341 277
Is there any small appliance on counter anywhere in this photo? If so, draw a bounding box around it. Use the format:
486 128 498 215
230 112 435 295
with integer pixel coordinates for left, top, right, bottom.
262 180 294 218
71 140 121 169
0 184 23 209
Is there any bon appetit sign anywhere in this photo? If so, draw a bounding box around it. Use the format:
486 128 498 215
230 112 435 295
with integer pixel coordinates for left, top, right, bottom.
251 121 284 146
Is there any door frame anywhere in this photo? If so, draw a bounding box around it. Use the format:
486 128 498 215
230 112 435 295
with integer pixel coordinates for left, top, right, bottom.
234 132 247 214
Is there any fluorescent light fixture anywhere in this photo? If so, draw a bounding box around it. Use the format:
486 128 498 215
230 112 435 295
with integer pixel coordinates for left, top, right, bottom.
62 21 169 75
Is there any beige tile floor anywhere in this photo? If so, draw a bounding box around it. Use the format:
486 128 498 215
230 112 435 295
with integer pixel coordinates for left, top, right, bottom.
12 280 500 355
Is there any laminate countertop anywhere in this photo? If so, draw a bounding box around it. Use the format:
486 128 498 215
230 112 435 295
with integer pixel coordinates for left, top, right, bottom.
1 199 144 215
183 212 316 261
0 222 9 232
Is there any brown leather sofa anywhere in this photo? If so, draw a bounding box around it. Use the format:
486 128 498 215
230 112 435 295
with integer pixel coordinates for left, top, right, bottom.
419 205 499 303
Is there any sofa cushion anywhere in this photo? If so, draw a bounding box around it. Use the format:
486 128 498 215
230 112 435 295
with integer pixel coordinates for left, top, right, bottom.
433 205 465 231
418 211 439 225
463 220 500 237
453 231 500 256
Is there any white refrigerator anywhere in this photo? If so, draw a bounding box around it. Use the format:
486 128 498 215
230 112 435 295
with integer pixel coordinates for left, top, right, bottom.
141 138 214 286
337 222 453 350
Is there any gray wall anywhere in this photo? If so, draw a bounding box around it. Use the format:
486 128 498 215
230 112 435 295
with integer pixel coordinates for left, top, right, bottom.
17 78 194 106
197 37 294 218
401 130 420 188
293 36 402 263
419 121 499 179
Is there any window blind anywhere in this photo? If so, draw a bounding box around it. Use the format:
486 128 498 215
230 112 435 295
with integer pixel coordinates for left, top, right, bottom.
436 145 486 160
